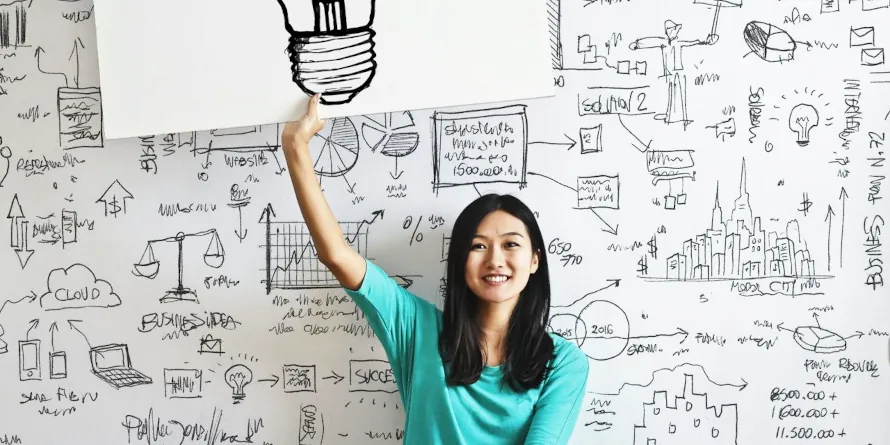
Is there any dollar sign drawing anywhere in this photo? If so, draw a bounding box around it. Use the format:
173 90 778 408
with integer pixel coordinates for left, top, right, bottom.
637 256 648 275
799 192 812 216
109 198 122 217
647 235 658 259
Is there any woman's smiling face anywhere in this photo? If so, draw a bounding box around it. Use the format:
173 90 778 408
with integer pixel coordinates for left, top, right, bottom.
464 210 539 305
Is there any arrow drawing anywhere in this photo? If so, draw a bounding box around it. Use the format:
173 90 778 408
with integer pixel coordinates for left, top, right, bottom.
529 134 578 151
626 327 689 344
590 208 619 235
96 179 134 218
344 209 385 245
35 46 69 87
597 362 748 396
25 319 39 340
67 319 92 348
322 370 345 384
234 206 248 241
7 194 34 268
258 374 280 387
0 292 36 319
49 322 58 352
553 279 620 309
69 37 85 89
825 204 834 272
838 187 848 268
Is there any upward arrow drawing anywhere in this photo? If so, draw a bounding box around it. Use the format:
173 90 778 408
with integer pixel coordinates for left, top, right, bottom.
96 180 134 217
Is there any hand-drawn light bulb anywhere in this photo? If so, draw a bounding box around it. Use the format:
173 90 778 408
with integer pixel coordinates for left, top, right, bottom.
788 103 819 147
274 0 377 105
224 364 253 404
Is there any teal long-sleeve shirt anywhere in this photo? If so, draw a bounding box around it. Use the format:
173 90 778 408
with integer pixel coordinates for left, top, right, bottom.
344 259 589 445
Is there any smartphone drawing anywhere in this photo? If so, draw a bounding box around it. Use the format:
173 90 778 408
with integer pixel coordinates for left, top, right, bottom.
50 351 67 379
19 340 41 381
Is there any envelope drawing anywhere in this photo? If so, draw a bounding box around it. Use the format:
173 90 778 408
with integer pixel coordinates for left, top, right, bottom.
850 26 875 47
862 48 885 66
862 0 890 11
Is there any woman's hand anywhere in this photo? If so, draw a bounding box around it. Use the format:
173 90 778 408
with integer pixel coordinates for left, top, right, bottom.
282 93 326 155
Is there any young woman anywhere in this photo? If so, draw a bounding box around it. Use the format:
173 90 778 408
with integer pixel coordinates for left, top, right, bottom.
281 94 589 445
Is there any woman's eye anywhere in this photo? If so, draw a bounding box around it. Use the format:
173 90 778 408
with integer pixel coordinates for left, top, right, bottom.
471 243 485 249
505 241 519 248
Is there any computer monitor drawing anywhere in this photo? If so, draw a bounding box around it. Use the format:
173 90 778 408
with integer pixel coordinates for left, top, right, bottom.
89 344 152 389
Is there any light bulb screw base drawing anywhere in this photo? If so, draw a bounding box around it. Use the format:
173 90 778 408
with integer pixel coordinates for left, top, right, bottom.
276 0 378 105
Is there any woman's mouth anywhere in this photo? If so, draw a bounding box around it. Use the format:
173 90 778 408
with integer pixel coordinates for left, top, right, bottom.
483 274 510 285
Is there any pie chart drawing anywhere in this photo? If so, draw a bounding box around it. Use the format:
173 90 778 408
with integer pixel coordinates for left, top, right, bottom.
793 326 846 353
549 300 630 361
743 21 797 63
361 111 420 157
310 117 360 177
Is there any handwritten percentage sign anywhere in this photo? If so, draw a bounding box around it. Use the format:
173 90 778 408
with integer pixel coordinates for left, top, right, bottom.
403 215 424 245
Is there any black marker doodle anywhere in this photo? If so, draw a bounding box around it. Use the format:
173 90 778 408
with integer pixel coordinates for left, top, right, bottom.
707 118 736 141
227 183 253 243
0 136 10 187
89 343 152 389
187 124 285 178
0 0 31 49
549 290 688 361
132 229 226 303
35 39 104 149
164 368 203 399
260 204 381 293
548 0 562 69
863 0 890 11
431 105 529 194
361 112 419 180
743 21 797 63
224 364 253 404
40 263 121 311
850 26 875 48
198 333 224 355
96 179 133 218
7 193 33 268
788 104 820 147
283 364 316 393
526 172 619 235
274 0 377 105
19 338 40 381
629 20 718 128
309 117 360 193
778 313 863 354
647 159 831 287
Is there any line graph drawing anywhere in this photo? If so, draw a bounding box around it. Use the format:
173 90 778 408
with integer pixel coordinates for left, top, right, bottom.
260 205 380 293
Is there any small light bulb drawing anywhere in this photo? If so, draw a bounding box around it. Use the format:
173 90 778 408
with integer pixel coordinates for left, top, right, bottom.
788 103 819 147
224 364 253 404
274 0 377 105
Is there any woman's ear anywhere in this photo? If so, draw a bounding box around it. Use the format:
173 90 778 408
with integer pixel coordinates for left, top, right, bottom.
530 249 540 274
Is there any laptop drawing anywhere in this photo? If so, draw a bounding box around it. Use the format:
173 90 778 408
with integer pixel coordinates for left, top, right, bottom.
89 344 152 389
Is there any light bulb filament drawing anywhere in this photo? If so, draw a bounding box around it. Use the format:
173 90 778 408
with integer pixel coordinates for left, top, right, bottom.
788 103 819 147
274 0 378 105
224 364 253 404
133 229 225 304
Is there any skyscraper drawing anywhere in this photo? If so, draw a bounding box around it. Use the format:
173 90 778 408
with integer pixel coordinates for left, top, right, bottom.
663 159 816 281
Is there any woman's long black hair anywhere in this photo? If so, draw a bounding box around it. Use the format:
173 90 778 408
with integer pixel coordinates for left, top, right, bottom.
438 194 555 392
